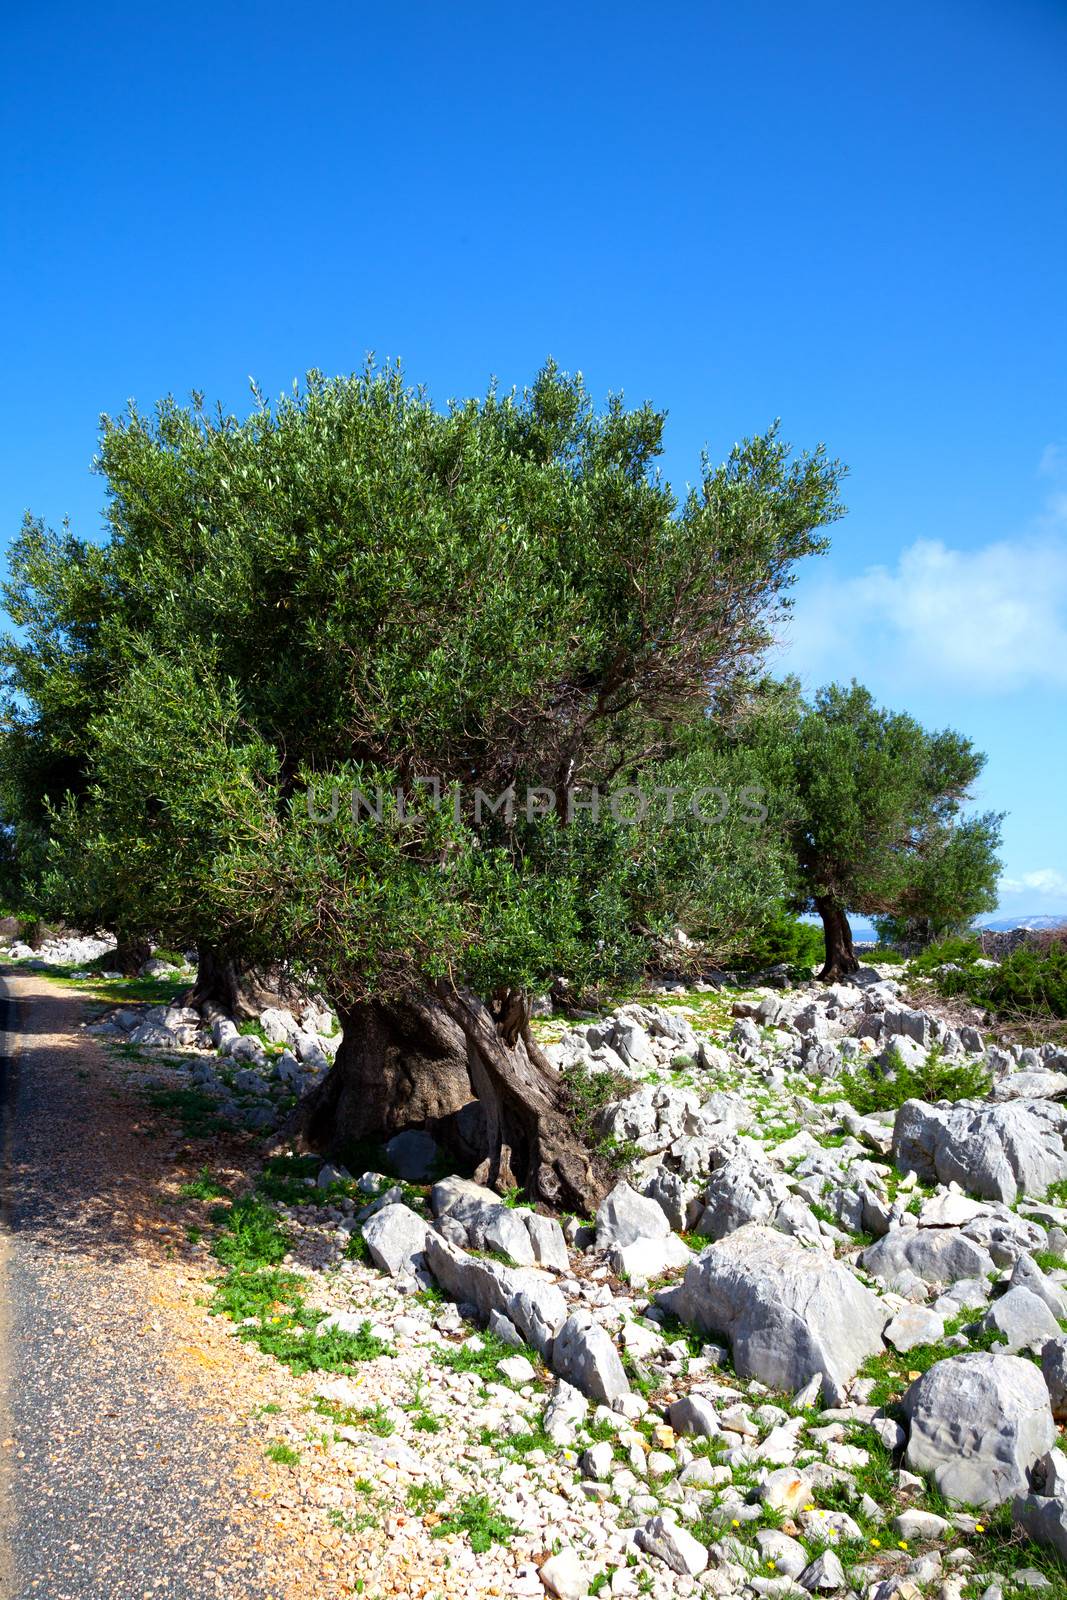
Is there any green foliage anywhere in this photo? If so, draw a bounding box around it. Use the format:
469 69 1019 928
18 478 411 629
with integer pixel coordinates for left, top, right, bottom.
435 1328 541 1385
1 364 844 1010
406 1483 447 1515
255 1152 323 1204
975 937 1067 1020
209 1189 391 1375
908 934 982 976
178 1167 231 1201
145 1085 226 1138
916 931 1067 1022
744 679 1001 963
431 1493 516 1554
560 1058 634 1142
212 1194 290 1269
264 1442 301 1466
734 907 824 971
836 1045 990 1114
858 1310 1005 1407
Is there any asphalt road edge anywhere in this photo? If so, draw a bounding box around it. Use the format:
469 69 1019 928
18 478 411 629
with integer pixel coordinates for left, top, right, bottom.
0 970 19 1599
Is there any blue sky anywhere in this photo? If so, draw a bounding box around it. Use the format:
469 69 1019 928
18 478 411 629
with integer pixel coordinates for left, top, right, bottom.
2 1 1065 918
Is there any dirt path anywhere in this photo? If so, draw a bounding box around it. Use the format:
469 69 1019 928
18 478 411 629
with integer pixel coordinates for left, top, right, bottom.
0 968 355 1600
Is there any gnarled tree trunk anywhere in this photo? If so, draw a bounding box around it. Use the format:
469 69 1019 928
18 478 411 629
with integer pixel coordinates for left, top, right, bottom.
816 896 860 981
286 982 610 1216
187 941 294 1020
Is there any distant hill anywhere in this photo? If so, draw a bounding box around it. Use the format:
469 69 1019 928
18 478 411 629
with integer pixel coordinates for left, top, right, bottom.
977 913 1067 932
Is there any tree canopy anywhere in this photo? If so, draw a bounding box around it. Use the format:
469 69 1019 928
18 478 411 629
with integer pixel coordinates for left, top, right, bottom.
1 362 849 1206
767 680 1001 978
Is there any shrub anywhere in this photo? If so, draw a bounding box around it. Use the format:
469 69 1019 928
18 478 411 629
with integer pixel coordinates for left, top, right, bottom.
735 909 824 972
984 934 1067 1019
908 934 981 978
837 1046 990 1114
916 928 1067 1022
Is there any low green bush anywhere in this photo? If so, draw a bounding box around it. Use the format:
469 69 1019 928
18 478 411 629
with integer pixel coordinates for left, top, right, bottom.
914 930 1067 1022
734 909 824 972
837 1045 990 1114
908 934 981 978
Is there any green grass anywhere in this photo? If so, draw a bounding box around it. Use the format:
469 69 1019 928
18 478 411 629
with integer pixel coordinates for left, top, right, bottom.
857 1311 1005 1408
495 1427 556 1465
178 1167 231 1201
434 1329 541 1385
255 1151 324 1204
560 1058 635 1152
145 1085 226 1137
213 1194 290 1268
964 1503 1067 1596
149 948 188 967
347 1402 395 1437
264 1441 301 1466
431 1493 516 1554
46 963 191 1006
406 1483 447 1515
913 933 1067 1026
209 1189 392 1375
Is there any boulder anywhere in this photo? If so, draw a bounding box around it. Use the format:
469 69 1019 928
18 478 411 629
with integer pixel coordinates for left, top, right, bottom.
539 1548 589 1599
383 1129 439 1182
883 1006 934 1047
902 1352 1055 1506
1010 1253 1067 1319
891 1509 950 1540
992 1071 1067 1103
259 1006 299 1045
668 1394 722 1438
675 1224 885 1397
595 1181 670 1248
212 1017 240 1051
884 1306 945 1353
612 1019 656 1070
480 1205 538 1266
609 1234 692 1286
542 1379 588 1446
759 1467 815 1513
422 1233 567 1357
635 1514 708 1577
361 1203 431 1277
754 1529 808 1580
524 1211 570 1272
1012 1490 1067 1565
977 1286 1061 1354
893 1097 1067 1204
642 1167 698 1232
1041 1335 1067 1419
693 1150 792 1241
799 1550 847 1592
860 1228 994 1287
430 1174 500 1218
551 1312 629 1404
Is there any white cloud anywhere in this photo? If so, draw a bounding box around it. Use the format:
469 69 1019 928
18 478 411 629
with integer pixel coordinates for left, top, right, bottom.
777 471 1067 693
1000 868 1067 897
1039 442 1067 479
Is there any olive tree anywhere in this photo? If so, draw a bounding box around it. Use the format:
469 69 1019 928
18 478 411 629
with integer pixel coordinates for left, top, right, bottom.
780 682 1001 979
4 365 844 1208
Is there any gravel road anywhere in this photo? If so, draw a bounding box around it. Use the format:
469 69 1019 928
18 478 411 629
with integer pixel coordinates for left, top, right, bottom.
0 968 284 1600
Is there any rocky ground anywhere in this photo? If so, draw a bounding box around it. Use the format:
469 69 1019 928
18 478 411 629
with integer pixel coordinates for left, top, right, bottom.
7 935 1067 1600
